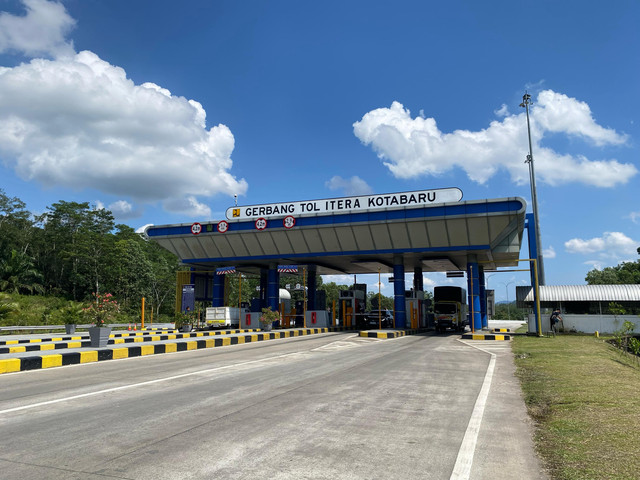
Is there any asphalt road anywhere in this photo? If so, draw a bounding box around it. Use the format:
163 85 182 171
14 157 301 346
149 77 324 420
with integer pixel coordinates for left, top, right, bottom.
0 330 546 480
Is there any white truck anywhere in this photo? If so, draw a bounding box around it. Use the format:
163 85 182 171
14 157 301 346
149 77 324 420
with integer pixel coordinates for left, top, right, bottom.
434 286 468 333
205 306 246 329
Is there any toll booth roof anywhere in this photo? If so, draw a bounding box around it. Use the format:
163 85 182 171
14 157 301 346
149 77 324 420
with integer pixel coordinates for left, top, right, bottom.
146 196 526 275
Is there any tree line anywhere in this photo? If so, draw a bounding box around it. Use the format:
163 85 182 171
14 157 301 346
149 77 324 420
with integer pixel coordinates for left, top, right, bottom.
0 189 180 317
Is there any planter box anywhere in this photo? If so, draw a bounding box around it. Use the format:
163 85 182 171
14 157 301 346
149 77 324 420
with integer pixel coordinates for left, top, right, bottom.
88 326 112 347
65 324 76 334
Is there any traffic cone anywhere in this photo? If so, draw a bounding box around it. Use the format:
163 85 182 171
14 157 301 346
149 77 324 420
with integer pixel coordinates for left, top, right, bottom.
128 324 131 331
133 323 137 331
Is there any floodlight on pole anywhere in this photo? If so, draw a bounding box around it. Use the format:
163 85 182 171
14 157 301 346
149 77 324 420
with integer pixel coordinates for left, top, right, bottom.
519 92 545 285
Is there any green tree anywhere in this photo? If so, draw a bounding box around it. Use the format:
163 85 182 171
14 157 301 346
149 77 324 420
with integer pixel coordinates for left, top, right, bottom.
37 201 115 299
109 239 153 311
0 190 36 273
0 249 44 295
585 261 640 285
366 291 394 310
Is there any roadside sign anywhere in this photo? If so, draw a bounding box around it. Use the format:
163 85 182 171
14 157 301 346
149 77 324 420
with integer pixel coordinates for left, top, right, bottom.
255 217 267 230
217 220 229 233
283 215 296 229
190 223 202 235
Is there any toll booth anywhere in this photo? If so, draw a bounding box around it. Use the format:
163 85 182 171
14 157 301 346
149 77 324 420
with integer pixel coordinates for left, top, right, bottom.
405 290 428 329
305 310 330 328
339 289 365 327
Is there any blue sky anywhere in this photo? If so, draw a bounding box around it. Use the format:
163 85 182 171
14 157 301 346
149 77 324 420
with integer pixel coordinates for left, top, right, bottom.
0 0 638 301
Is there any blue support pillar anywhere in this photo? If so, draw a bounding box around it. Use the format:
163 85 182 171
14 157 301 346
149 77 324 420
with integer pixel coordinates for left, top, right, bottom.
393 261 406 329
267 267 280 312
479 265 488 329
467 261 482 331
307 266 317 311
212 273 224 307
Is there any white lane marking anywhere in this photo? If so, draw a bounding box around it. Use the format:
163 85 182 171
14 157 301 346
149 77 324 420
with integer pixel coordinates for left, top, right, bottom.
450 341 497 480
0 350 306 415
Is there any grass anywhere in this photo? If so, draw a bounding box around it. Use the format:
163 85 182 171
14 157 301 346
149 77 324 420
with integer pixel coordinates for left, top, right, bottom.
512 333 640 480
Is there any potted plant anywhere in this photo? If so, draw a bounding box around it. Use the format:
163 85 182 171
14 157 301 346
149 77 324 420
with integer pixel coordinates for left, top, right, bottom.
59 303 83 334
260 307 280 332
174 311 194 332
84 293 118 347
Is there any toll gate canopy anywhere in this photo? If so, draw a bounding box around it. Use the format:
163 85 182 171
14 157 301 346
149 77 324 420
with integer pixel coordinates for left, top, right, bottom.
146 188 528 329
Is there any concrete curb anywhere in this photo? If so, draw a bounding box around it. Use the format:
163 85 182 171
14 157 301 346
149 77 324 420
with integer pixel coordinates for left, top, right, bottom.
0 327 354 374
461 333 511 341
0 328 262 346
359 328 426 339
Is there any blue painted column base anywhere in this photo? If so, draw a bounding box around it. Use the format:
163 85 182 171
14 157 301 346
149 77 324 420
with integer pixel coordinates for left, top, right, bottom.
393 263 406 329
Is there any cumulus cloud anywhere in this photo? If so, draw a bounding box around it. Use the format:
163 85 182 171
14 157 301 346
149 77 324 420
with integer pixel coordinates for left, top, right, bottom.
565 232 638 260
163 196 212 218
107 200 141 220
325 175 373 195
353 91 635 188
629 212 640 224
0 0 75 58
0 1 247 218
0 50 247 217
543 245 556 259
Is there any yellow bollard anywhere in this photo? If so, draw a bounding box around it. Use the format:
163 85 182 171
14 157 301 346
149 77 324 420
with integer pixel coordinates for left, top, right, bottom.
595 331 599 338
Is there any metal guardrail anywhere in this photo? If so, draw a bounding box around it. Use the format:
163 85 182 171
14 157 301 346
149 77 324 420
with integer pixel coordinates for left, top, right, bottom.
0 324 118 333
0 323 175 333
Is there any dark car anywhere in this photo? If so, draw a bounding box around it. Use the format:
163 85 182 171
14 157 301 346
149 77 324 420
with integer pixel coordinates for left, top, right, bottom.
366 309 394 328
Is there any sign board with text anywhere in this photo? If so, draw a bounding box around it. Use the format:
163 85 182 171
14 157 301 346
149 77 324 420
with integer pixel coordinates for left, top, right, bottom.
226 188 463 221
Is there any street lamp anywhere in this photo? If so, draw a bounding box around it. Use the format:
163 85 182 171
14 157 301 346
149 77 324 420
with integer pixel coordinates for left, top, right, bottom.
500 281 515 319
520 92 545 285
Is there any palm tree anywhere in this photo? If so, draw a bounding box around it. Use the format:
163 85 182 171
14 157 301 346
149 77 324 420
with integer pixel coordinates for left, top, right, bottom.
0 249 45 295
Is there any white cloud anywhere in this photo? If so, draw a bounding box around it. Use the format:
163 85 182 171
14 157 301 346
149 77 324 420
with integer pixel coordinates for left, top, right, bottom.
494 104 509 117
629 212 640 224
565 232 638 259
0 0 75 59
543 245 556 259
325 175 373 195
353 90 635 188
163 196 212 218
107 200 141 220
534 90 627 147
0 50 248 217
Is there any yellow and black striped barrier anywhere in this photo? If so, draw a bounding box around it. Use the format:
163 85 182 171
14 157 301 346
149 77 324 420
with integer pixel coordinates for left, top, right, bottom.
492 328 511 333
0 328 264 347
359 328 425 339
461 333 511 341
0 327 354 374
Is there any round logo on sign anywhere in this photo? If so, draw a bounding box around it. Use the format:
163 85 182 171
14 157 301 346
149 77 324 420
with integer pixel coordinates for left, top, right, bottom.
255 217 267 230
283 215 296 229
217 220 229 233
191 222 202 235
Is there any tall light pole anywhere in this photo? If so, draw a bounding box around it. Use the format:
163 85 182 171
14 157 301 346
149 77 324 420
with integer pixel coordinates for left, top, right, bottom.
501 281 515 319
520 92 545 285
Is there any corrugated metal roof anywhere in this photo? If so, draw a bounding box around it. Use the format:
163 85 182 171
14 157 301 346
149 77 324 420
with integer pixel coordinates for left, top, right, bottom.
517 284 640 303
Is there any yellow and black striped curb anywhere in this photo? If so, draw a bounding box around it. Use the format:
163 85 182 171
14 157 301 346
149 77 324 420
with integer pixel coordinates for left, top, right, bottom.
0 327 354 374
492 328 511 333
0 328 262 347
359 328 426 339
461 333 511 341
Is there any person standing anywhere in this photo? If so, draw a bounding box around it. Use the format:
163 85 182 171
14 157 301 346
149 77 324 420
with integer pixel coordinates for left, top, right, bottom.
550 308 562 333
